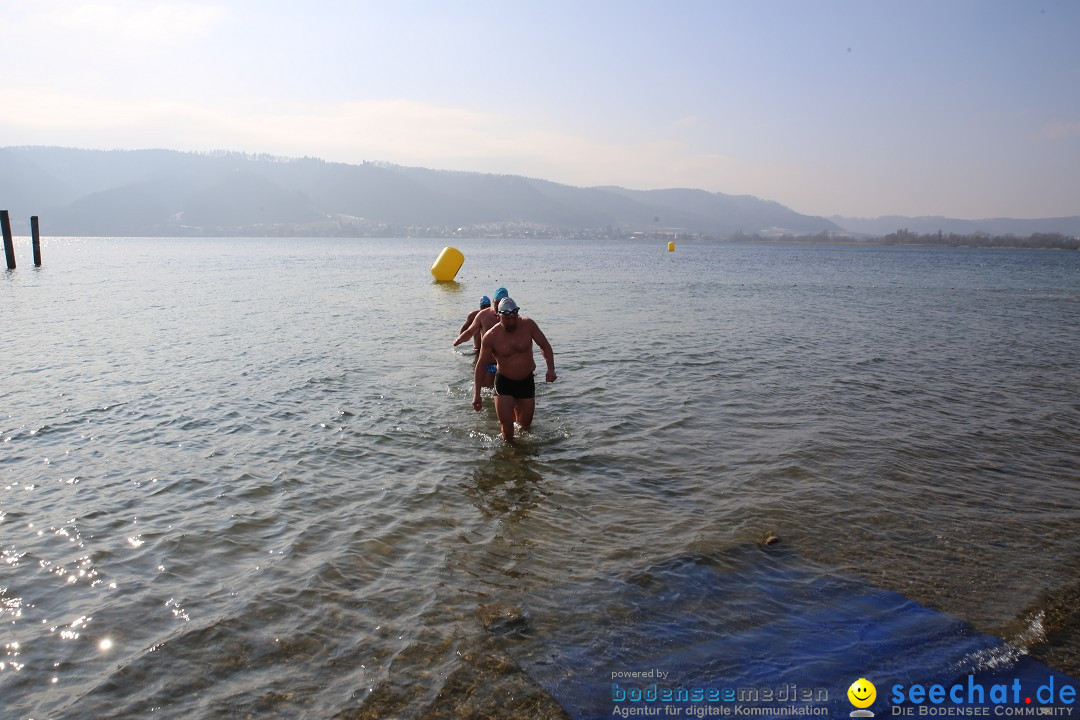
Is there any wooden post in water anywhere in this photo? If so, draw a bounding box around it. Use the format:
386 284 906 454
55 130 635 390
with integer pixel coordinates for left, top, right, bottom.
31 216 41 266
1 210 15 270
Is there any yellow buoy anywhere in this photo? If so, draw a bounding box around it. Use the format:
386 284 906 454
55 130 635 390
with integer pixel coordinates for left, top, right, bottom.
431 246 465 282
667 241 675 252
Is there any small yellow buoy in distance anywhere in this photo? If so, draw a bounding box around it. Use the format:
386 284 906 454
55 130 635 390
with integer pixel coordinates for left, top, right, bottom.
431 246 465 282
667 241 675 252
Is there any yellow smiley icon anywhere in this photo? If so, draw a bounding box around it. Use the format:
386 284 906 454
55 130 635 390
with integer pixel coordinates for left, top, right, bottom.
848 678 876 709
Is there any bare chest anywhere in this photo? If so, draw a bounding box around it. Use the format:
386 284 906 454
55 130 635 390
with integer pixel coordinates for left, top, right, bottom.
491 332 533 357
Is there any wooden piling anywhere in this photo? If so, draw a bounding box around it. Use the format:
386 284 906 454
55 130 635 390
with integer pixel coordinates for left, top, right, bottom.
1 210 15 270
31 216 41 266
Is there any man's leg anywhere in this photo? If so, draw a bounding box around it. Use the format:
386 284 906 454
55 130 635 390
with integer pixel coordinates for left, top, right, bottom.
514 398 536 431
494 394 517 440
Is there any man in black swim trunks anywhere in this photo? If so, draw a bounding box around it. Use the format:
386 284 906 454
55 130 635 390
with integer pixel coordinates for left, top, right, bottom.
471 297 556 440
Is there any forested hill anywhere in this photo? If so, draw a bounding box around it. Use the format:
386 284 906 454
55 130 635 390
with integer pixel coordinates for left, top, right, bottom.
0 146 839 238
4 147 1075 239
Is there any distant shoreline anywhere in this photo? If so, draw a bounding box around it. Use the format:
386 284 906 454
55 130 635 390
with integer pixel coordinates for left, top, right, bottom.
7 229 1078 249
738 229 1079 250
746 238 1078 250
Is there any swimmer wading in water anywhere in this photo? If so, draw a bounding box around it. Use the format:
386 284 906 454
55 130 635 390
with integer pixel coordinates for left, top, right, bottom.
471 297 556 441
454 288 509 388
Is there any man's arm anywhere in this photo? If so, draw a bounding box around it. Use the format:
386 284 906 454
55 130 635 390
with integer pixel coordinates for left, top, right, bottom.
472 336 494 410
531 321 557 383
454 315 483 346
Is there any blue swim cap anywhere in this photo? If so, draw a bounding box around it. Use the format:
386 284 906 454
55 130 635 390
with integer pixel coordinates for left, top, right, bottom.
479 295 491 308
493 287 509 301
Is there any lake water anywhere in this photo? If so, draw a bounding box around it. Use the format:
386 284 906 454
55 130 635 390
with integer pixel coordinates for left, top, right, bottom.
2 237 1078 719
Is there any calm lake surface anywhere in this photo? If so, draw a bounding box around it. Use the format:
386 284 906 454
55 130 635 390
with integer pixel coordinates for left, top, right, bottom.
2 237 1078 719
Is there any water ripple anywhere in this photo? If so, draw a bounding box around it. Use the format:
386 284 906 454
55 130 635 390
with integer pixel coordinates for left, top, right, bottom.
2 239 1077 718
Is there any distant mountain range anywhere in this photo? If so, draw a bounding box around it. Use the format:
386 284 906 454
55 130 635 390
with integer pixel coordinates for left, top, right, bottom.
1 146 1076 238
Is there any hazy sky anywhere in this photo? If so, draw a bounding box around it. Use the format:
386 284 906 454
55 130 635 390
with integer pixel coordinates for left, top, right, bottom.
1 1 1078 219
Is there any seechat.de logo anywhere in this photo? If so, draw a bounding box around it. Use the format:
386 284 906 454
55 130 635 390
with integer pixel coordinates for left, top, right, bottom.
848 678 877 717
